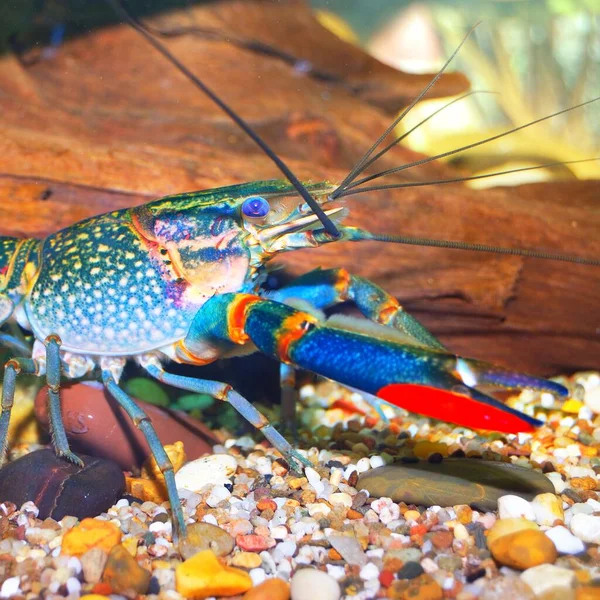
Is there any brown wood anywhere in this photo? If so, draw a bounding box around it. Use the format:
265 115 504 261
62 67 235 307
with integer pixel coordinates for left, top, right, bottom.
0 0 598 375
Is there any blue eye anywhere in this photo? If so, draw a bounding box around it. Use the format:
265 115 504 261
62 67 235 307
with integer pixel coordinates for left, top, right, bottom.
242 196 270 218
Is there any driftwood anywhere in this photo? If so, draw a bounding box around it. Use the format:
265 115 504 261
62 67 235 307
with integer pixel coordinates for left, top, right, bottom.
0 0 598 375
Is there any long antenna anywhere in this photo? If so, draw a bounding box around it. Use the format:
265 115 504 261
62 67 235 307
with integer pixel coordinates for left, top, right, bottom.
107 0 340 237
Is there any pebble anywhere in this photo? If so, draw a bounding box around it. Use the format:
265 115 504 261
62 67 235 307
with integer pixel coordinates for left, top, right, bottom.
570 512 600 544
480 576 535 600
584 384 600 414
61 518 122 556
489 529 557 569
243 577 290 600
179 522 235 559
0 450 125 521
237 534 275 552
80 548 109 583
102 543 151 596
545 526 586 555
329 535 367 566
497 495 536 520
530 493 564 526
487 518 539 547
290 569 340 600
231 552 262 569
328 493 352 508
397 561 424 580
520 564 576 598
206 485 232 508
175 454 238 492
176 549 252 598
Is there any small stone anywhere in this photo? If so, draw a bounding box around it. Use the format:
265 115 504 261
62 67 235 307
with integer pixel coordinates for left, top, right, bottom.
256 498 277 512
206 485 232 508
141 441 186 479
545 526 585 555
176 549 252 598
290 568 340 600
179 522 235 559
236 534 275 552
531 493 564 526
413 441 448 459
80 548 109 583
570 513 600 543
584 384 600 414
231 552 262 569
404 510 421 522
497 495 536 520
102 544 151 596
125 476 168 504
62 518 122 556
490 529 557 570
391 573 442 600
397 561 424 580
437 555 462 572
329 493 352 508
431 530 453 550
0 450 125 521
329 535 367 566
487 518 539 547
175 454 238 492
480 577 535 600
520 564 576 598
243 578 290 600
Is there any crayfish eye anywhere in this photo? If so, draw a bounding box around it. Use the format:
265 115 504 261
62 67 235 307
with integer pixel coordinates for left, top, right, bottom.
242 196 270 219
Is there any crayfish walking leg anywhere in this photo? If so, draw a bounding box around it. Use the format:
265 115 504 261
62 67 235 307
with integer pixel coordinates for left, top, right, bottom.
102 370 187 541
141 360 311 472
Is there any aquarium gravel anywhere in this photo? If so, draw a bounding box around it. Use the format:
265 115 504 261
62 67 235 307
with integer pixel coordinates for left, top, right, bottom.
0 373 599 599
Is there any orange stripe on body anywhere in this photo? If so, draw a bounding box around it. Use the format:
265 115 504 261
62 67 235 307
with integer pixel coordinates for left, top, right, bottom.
277 312 319 364
378 298 401 324
227 294 262 344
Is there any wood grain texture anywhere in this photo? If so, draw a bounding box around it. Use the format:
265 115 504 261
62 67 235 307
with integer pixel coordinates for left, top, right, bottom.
0 0 598 375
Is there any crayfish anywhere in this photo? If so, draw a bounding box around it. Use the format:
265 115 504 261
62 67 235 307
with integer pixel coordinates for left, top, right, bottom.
0 3 598 542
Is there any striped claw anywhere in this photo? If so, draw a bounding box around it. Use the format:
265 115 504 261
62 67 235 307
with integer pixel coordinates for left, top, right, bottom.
193 294 567 434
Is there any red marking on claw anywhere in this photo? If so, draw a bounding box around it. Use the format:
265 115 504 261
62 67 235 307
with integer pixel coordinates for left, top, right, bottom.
377 384 536 433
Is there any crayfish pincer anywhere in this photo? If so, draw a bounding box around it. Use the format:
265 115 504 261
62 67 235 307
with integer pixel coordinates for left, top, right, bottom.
1 7 596 541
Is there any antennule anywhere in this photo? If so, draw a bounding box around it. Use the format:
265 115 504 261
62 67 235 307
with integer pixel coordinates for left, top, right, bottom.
106 0 340 237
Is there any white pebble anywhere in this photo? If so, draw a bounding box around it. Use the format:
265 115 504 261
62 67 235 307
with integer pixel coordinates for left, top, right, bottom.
453 523 470 541
545 526 586 555
356 458 371 473
249 568 267 586
584 384 600 414
270 525 289 540
291 568 341 600
520 564 575 598
326 564 346 580
359 562 379 581
569 513 600 544
115 498 129 508
305 467 325 496
545 472 567 494
329 493 352 508
420 557 438 573
369 455 385 469
66 577 81 596
175 454 237 492
0 577 20 599
530 493 564 526
206 485 232 508
497 495 536 521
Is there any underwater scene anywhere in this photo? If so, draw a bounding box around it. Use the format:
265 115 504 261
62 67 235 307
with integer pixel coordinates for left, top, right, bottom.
0 1 599 599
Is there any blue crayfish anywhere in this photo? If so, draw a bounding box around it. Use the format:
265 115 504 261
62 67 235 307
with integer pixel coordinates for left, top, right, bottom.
0 5 598 541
